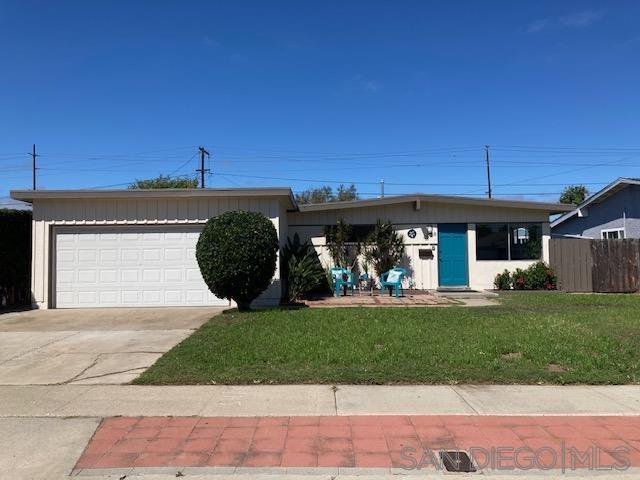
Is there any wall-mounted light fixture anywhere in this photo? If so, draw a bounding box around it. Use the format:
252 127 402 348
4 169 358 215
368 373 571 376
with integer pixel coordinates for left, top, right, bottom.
425 225 434 238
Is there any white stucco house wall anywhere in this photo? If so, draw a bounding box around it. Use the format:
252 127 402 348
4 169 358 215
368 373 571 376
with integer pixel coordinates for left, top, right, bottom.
11 188 570 309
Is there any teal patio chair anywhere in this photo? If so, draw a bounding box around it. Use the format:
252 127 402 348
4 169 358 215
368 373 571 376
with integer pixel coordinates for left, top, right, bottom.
331 267 355 297
379 267 407 298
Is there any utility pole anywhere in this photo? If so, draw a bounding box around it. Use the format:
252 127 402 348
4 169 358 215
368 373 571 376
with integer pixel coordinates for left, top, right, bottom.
31 144 38 190
484 145 492 199
197 146 210 189
380 179 385 198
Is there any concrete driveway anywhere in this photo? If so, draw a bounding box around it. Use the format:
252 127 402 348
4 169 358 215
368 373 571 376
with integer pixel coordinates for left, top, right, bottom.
0 307 221 385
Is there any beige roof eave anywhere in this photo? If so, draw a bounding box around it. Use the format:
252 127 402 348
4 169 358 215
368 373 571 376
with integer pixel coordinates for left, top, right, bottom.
298 194 573 214
11 187 297 209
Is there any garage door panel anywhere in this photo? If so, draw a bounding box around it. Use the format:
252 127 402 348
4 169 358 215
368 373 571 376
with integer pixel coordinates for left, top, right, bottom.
57 270 75 283
78 292 97 304
55 227 227 308
78 270 97 283
120 249 138 262
99 291 119 303
100 249 119 262
164 270 183 282
99 270 118 283
121 291 140 304
121 269 139 282
78 249 97 262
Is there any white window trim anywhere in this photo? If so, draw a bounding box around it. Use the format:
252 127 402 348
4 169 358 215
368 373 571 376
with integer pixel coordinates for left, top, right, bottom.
601 228 625 239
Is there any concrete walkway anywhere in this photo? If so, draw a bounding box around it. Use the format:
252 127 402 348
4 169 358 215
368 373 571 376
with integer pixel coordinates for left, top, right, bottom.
1 384 639 417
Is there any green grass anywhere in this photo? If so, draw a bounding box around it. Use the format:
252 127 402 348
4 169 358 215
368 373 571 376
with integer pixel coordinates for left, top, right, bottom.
134 292 640 385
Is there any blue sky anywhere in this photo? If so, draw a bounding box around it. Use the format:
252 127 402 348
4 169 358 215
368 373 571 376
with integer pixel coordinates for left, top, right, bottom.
2 1 640 207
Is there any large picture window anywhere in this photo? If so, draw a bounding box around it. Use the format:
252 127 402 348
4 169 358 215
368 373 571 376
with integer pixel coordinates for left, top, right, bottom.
476 224 508 260
325 224 375 243
476 223 542 261
510 223 542 260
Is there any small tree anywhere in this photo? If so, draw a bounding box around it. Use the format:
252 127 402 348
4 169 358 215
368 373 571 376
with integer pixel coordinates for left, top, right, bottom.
363 220 405 276
196 211 278 311
129 175 199 189
559 185 589 205
296 184 359 204
335 184 358 202
296 186 333 204
324 219 360 268
282 233 325 303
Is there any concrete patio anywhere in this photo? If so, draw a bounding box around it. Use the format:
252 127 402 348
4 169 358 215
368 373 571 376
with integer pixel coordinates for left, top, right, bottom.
304 290 453 307
303 290 498 307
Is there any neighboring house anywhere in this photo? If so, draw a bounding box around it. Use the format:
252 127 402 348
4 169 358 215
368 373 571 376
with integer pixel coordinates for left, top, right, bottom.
10 188 570 309
551 178 640 239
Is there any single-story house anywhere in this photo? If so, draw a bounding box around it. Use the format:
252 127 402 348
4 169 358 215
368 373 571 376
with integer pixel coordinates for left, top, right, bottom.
10 188 571 309
551 178 640 239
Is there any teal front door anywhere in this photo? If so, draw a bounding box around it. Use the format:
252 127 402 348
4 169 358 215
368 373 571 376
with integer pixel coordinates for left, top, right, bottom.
438 223 468 287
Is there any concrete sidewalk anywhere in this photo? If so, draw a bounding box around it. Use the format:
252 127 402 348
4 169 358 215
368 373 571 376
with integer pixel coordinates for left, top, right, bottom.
2 384 639 480
1 384 640 417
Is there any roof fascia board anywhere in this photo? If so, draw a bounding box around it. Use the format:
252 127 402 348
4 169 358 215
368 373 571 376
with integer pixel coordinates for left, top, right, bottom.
299 194 572 213
11 188 297 209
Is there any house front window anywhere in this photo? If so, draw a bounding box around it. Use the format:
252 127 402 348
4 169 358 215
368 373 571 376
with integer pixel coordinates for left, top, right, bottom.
476 224 508 260
601 228 625 239
510 223 542 260
476 223 542 260
325 224 375 243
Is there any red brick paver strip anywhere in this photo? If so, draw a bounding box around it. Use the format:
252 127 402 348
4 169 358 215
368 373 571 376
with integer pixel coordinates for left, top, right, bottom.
75 415 640 471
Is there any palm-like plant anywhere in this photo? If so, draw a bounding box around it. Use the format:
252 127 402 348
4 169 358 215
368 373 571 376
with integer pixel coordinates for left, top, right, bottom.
363 220 405 276
323 219 360 269
282 233 325 303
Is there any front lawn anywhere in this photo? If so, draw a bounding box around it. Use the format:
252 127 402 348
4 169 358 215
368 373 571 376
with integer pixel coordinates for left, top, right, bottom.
135 293 640 385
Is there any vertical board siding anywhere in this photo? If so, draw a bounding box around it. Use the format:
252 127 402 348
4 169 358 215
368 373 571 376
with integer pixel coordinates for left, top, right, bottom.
30 196 285 308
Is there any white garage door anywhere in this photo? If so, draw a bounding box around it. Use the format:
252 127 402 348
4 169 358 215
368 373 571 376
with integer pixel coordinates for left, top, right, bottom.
54 227 228 308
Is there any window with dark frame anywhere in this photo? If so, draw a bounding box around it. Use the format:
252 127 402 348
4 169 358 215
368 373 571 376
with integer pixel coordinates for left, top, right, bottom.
476 223 508 260
510 223 542 260
325 224 375 243
476 223 542 261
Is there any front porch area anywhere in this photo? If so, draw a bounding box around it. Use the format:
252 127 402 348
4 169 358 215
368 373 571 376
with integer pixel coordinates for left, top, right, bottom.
303 290 456 308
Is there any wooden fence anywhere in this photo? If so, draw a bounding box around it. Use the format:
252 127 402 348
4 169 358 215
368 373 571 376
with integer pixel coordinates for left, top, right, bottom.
549 238 640 293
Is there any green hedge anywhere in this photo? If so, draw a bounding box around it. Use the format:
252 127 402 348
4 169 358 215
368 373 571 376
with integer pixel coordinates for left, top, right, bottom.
493 261 557 291
0 209 32 308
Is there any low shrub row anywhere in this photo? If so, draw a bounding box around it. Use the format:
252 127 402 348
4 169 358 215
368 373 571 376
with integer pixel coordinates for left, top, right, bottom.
494 261 556 290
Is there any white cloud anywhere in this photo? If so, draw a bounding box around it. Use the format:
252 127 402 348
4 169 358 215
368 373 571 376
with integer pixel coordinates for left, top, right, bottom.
202 36 219 48
526 9 604 33
560 10 602 28
362 80 381 92
526 18 552 34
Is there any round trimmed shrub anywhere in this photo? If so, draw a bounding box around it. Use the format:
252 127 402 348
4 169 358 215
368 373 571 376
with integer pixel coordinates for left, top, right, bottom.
196 211 278 311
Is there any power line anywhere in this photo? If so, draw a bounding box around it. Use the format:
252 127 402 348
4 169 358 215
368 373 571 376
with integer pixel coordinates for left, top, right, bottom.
209 171 615 188
168 152 198 177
